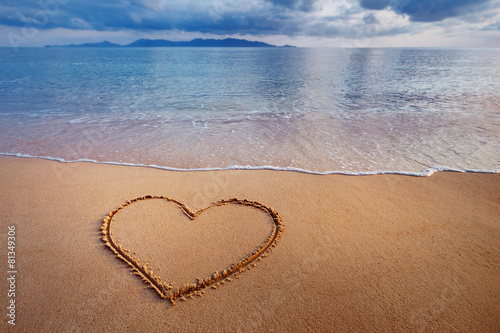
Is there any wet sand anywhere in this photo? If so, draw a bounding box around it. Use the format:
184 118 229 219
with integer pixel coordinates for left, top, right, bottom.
0 156 499 332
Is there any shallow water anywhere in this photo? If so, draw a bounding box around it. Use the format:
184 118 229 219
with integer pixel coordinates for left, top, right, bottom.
0 47 498 175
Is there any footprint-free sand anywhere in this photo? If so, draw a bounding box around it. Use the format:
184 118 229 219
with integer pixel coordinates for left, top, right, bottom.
0 156 498 332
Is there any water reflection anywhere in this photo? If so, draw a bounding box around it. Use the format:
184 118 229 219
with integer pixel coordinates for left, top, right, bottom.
0 47 498 173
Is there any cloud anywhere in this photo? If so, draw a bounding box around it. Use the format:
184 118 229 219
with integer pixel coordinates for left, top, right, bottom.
362 12 379 24
266 0 319 12
0 0 498 47
0 0 344 37
481 21 500 30
359 0 388 11
359 0 492 22
0 1 282 33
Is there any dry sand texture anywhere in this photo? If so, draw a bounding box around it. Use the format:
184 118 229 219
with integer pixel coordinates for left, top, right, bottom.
0 156 499 332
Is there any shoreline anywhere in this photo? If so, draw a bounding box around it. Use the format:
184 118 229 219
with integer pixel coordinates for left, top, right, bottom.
2 152 499 177
0 155 499 332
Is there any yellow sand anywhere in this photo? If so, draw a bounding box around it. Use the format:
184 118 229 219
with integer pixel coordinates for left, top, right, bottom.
0 156 498 332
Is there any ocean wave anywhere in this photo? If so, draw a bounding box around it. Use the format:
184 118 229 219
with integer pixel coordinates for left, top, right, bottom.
2 152 498 177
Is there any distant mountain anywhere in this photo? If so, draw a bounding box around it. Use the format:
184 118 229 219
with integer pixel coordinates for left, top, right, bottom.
125 39 181 47
45 41 121 48
126 38 278 48
45 38 296 48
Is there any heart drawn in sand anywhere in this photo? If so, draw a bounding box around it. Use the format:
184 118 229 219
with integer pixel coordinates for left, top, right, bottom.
101 196 284 305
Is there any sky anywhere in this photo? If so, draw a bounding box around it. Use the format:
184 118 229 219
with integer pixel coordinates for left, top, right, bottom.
1 0 499 48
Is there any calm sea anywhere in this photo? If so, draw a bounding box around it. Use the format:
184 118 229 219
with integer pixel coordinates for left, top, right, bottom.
0 47 498 175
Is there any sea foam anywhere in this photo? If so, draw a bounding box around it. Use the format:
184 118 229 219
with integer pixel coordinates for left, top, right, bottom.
2 152 498 177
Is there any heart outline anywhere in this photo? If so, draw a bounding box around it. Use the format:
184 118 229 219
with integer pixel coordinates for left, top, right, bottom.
101 196 284 305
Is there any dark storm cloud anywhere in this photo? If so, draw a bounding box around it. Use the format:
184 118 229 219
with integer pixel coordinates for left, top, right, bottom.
359 0 388 10
0 0 497 39
266 0 318 12
0 0 306 34
359 0 492 22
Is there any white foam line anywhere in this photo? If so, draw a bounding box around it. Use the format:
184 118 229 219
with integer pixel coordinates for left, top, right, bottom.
1 152 499 177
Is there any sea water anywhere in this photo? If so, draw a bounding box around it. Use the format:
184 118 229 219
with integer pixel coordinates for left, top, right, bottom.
0 47 498 175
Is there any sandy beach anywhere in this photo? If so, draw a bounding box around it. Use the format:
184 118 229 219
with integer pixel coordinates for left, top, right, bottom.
0 155 499 332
